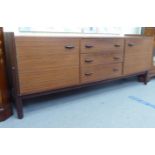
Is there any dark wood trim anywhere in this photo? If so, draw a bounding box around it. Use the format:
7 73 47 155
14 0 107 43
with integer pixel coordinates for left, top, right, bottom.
4 33 21 96
4 32 21 118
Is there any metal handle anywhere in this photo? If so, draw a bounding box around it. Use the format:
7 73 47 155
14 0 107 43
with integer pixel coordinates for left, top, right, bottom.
85 59 93 63
113 68 119 72
85 45 94 48
114 44 121 47
128 43 135 47
65 45 75 49
85 72 93 76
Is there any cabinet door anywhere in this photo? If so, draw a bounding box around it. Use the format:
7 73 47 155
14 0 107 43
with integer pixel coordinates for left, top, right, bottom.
123 37 153 75
15 37 80 95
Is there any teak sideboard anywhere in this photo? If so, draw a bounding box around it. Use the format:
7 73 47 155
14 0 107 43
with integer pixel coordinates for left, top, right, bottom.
4 33 153 119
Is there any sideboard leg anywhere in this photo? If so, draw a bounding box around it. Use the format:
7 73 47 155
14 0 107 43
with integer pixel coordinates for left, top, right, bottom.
137 75 144 82
15 96 24 119
144 72 150 85
138 72 150 85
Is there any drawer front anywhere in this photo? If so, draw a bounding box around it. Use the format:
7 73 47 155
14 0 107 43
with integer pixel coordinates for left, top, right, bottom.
81 63 122 83
15 37 80 94
81 52 123 67
123 38 153 75
81 38 124 53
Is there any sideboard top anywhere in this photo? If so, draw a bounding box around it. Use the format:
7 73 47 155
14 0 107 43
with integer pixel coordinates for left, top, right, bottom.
14 32 153 39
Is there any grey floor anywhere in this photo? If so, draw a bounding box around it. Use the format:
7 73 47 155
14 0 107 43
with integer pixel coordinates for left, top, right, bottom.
1 78 155 128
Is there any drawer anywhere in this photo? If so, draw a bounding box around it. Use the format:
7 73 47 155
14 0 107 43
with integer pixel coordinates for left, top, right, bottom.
81 52 123 67
81 63 122 83
81 38 124 54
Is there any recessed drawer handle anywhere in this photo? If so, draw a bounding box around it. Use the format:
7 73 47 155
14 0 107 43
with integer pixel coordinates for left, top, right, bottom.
114 44 121 47
113 57 120 60
113 68 119 72
85 72 93 76
65 45 75 49
128 43 135 47
85 45 94 48
85 59 94 63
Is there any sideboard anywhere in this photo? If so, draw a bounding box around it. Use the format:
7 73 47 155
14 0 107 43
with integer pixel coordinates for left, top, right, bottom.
4 33 153 119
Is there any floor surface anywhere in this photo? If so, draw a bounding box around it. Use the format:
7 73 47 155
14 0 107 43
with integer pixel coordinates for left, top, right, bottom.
1 78 155 128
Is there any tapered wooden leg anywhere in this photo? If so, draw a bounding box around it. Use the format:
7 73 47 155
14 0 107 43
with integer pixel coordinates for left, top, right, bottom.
144 73 150 85
144 76 150 85
15 96 23 119
137 75 145 82
138 72 150 85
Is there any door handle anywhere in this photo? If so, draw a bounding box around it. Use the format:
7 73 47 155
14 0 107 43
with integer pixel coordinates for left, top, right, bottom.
65 45 75 49
85 59 94 63
113 57 120 60
85 45 94 48
85 72 93 76
113 68 119 72
114 44 121 47
128 43 135 47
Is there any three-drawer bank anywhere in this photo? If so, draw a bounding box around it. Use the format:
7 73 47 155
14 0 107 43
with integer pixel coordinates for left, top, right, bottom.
4 33 153 119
